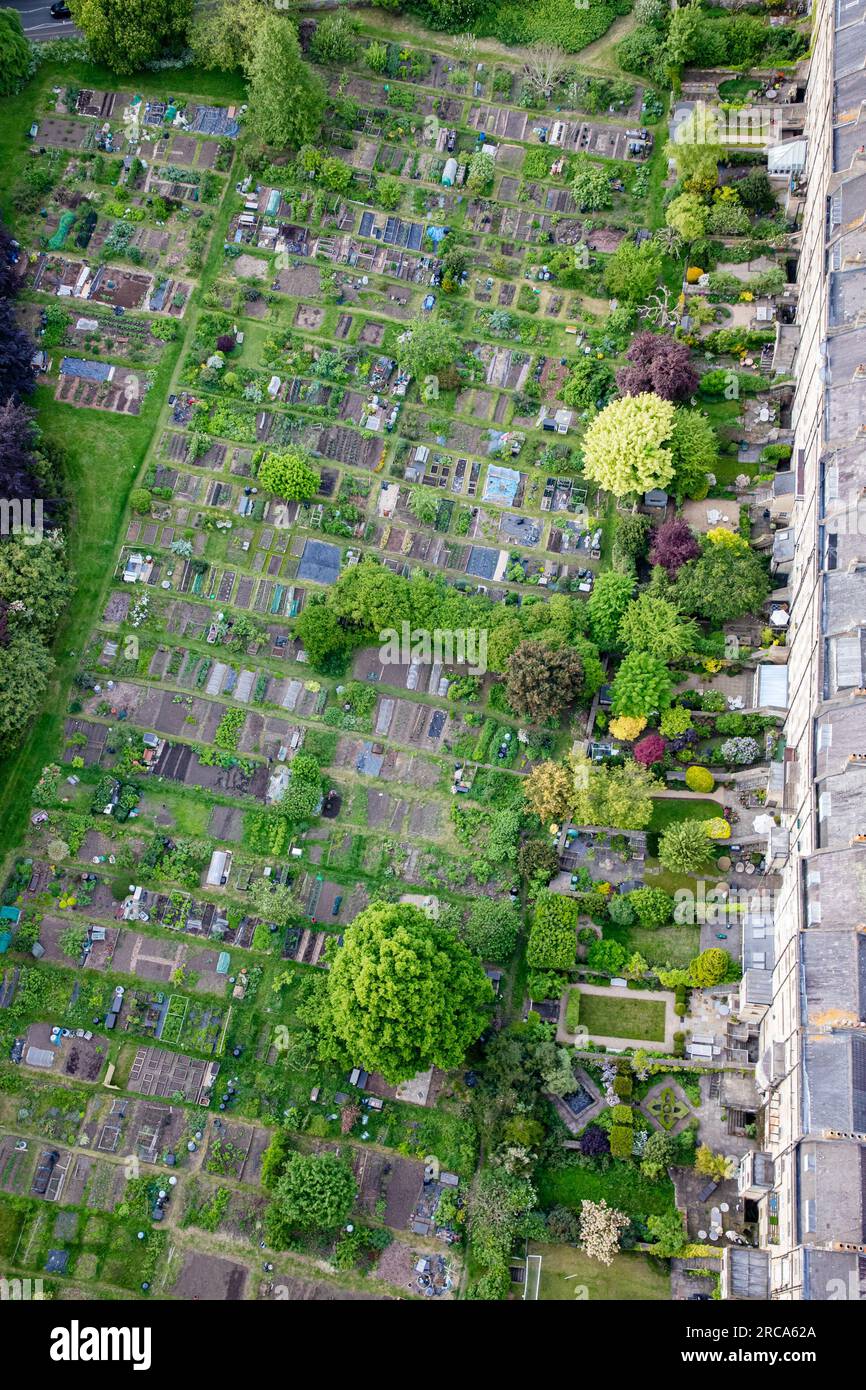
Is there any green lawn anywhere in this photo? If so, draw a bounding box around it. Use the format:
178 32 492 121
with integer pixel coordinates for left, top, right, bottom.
528 1240 670 1301
0 388 167 860
577 989 667 1042
537 1159 676 1219
717 78 763 101
647 798 720 834
608 922 701 970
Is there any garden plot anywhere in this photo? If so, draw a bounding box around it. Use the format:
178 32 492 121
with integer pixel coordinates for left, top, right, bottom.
0 1133 33 1195
257 1274 392 1301
37 117 98 150
335 737 443 789
166 1249 248 1300
62 717 108 764
67 88 127 120
154 742 267 799
354 1148 426 1229
375 696 456 751
83 1159 130 1213
55 361 146 414
313 422 382 471
105 928 229 996
273 262 321 297
208 805 245 842
114 1100 187 1164
296 873 368 927
125 1045 220 1106
20 1024 109 1084
203 1122 271 1184
353 645 438 695
407 800 444 838
365 789 409 832
34 915 92 965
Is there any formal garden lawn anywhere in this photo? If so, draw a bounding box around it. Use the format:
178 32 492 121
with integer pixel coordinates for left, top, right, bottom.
577 990 667 1042
647 798 720 834
537 1159 676 1218
528 1241 670 1301
606 922 701 970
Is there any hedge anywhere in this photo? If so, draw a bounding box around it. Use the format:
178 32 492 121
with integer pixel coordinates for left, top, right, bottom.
610 1125 635 1159
565 987 581 1033
527 891 578 970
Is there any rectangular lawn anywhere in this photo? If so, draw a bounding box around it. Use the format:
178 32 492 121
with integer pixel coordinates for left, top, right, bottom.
528 1241 670 1301
578 990 667 1043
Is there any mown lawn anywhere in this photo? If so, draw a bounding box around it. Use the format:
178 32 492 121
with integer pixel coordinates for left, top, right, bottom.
537 1158 676 1219
577 989 667 1042
607 922 700 970
648 797 720 834
0 388 163 858
528 1240 670 1301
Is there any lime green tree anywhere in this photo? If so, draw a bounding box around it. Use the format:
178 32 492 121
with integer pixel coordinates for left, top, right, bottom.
690 947 730 987
580 393 675 497
257 447 320 500
610 652 672 719
618 594 698 663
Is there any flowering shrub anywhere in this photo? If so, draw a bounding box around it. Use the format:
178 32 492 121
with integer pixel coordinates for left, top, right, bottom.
720 736 761 765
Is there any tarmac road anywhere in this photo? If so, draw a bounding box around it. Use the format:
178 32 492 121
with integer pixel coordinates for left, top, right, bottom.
9 0 80 41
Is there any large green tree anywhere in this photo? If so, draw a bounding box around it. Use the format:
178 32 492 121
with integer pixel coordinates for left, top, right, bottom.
269 1152 356 1231
71 0 193 73
658 818 716 873
325 903 492 1083
674 538 769 622
669 407 718 500
246 16 326 148
618 594 698 663
587 570 636 651
0 9 31 94
504 640 583 722
397 315 461 380
570 754 657 831
188 0 266 70
603 240 664 303
610 652 673 720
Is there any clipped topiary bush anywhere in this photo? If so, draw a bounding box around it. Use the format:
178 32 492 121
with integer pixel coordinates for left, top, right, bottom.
685 765 714 793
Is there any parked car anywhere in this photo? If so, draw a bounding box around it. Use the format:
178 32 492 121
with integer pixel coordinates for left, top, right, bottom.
50 2 72 18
